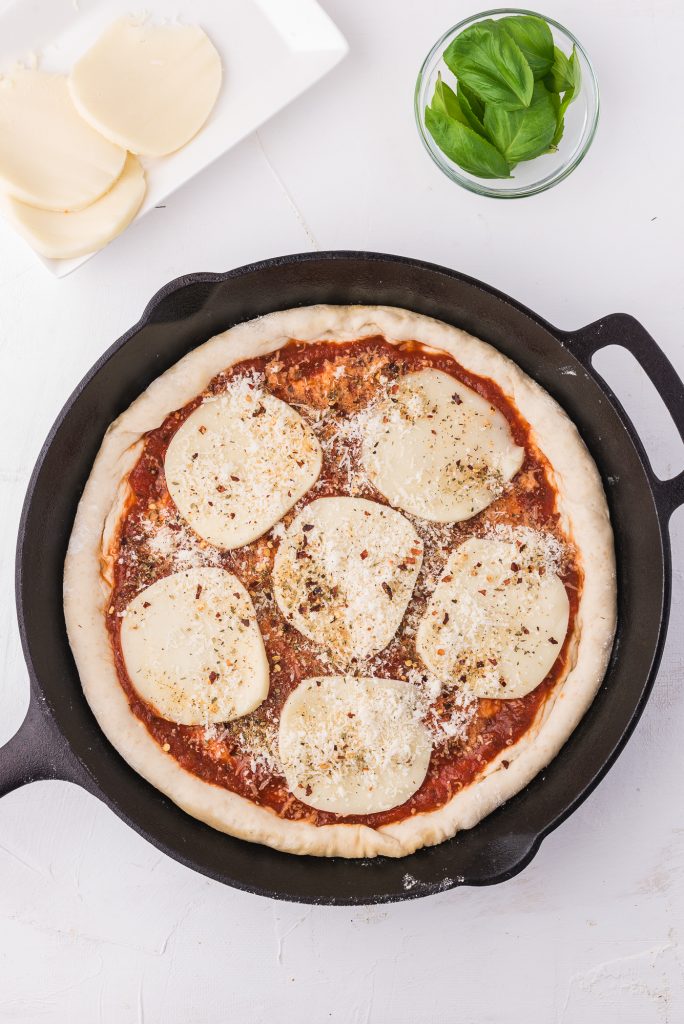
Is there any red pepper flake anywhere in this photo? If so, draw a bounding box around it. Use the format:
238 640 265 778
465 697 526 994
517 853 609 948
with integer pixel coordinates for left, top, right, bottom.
347 712 355 719
382 582 393 600
548 636 558 645
478 589 487 596
191 452 198 460
501 759 510 769
360 549 369 560
305 784 313 796
230 475 240 482
208 671 219 683
143 601 151 608
240 618 250 628
442 574 453 583
510 562 520 572
216 484 226 493
451 392 463 405
442 612 450 625
195 585 202 600
302 523 315 532
198 425 207 434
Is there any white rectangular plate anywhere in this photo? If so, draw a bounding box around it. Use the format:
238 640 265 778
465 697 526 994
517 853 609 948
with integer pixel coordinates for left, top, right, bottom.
0 0 347 276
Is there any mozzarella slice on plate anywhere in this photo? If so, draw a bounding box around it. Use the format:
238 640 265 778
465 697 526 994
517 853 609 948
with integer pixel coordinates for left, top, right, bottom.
272 497 423 663
360 368 524 522
416 533 570 699
165 378 321 550
0 70 126 211
2 153 145 260
120 567 268 725
69 18 222 157
279 676 432 814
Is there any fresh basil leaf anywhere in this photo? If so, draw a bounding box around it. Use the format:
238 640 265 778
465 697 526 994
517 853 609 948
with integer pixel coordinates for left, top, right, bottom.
457 83 486 134
548 90 563 149
545 45 574 92
483 81 557 163
549 51 581 148
444 23 534 111
458 81 485 121
497 15 554 79
568 46 581 95
425 105 512 178
431 72 468 123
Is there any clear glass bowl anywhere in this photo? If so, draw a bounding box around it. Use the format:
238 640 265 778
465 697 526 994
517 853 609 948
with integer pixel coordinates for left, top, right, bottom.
415 8 599 198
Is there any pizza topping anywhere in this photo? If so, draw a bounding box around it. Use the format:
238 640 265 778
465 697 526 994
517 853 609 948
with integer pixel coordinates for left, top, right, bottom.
165 372 322 549
107 337 581 826
278 676 432 814
360 368 524 522
416 530 570 699
272 497 423 664
120 567 269 725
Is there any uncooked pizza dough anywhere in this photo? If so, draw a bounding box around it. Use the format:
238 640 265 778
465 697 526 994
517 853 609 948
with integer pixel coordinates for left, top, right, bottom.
0 70 126 211
2 153 145 259
69 18 222 157
64 305 617 859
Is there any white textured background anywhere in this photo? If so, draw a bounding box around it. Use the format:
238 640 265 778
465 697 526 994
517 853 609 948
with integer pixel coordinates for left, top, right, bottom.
1 0 683 1021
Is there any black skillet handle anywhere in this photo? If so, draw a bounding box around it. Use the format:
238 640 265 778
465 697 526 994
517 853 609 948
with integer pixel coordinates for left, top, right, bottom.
564 313 684 523
0 688 94 799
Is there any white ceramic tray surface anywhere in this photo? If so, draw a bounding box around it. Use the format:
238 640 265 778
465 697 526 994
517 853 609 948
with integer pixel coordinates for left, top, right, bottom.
0 0 348 276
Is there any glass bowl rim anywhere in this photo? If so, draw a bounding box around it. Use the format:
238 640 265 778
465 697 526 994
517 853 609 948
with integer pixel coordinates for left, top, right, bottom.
414 7 600 198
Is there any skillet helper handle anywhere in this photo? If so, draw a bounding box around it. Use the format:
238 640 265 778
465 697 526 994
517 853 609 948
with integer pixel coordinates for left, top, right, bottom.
0 689 92 799
566 312 684 523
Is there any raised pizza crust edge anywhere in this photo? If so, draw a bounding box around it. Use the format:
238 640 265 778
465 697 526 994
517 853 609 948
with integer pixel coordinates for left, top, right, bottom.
63 305 617 858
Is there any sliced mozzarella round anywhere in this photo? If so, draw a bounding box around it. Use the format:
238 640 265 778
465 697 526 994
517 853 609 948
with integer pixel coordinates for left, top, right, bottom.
361 368 524 523
272 497 423 664
2 153 145 260
165 379 321 550
279 676 432 814
120 567 268 725
0 70 126 211
416 533 570 699
69 18 222 157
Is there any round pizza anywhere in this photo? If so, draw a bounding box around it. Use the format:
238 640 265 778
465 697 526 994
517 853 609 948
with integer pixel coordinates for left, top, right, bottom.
64 305 616 858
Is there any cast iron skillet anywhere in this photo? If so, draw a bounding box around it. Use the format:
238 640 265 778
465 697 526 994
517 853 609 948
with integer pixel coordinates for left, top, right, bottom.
5 252 684 905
